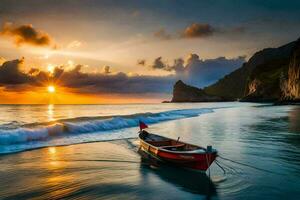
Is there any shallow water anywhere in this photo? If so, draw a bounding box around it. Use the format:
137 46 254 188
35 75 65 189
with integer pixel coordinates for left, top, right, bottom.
0 103 300 199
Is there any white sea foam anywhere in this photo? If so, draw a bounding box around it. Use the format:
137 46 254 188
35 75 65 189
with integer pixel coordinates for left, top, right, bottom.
0 108 214 153
0 123 65 145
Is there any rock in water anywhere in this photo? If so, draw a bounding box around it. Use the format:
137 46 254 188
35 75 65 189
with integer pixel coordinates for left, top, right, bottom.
171 80 227 102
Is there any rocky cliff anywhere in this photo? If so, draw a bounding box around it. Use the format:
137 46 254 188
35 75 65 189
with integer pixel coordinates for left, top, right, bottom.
242 39 300 102
169 39 300 103
280 40 300 102
171 80 227 102
241 56 291 102
204 41 296 100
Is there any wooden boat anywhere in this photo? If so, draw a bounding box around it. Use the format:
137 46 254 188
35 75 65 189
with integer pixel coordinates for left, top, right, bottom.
138 130 217 171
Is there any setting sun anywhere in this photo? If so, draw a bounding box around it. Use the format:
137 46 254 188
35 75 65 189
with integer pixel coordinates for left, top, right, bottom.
48 85 56 93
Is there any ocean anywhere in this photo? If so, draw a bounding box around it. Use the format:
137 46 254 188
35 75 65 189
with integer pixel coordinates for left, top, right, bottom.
0 103 300 199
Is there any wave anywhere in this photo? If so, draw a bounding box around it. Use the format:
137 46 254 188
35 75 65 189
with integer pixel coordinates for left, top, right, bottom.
0 108 214 153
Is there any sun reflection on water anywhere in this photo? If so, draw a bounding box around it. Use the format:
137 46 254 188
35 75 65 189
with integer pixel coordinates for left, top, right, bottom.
43 146 81 199
48 147 56 154
47 147 62 168
47 104 54 121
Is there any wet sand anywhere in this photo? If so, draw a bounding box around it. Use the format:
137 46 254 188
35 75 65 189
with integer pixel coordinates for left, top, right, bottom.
0 140 216 200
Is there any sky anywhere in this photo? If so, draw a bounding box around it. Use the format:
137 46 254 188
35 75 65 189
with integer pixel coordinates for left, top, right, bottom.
0 0 300 104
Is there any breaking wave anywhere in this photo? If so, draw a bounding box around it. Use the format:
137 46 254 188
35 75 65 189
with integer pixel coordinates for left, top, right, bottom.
0 108 214 154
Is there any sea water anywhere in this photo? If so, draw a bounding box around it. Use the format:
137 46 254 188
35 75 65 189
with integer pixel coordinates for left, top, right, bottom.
0 102 299 199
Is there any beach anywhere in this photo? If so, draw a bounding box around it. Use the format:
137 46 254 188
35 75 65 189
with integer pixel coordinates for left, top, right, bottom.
0 103 300 199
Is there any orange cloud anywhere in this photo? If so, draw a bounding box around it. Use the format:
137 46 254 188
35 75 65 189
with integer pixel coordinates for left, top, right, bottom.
153 23 245 41
181 23 215 38
1 22 54 48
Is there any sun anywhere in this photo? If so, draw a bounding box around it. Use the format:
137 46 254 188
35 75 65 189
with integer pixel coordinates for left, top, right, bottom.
48 85 56 93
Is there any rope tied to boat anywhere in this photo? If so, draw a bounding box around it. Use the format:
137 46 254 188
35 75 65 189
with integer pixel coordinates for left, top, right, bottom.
217 155 286 176
215 160 226 174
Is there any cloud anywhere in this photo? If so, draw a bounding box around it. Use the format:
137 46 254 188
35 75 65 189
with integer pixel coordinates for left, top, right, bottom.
145 53 246 87
186 53 200 63
0 58 174 94
153 28 172 40
53 66 65 79
181 23 215 38
0 22 54 47
28 68 40 76
51 67 174 94
137 59 146 66
0 53 245 95
184 54 246 86
0 58 32 84
149 57 185 73
153 23 245 41
103 65 111 74
171 58 185 73
151 57 166 70
153 24 214 40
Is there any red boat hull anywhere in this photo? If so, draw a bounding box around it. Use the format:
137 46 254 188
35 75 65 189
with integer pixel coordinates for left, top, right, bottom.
157 150 217 171
139 135 217 171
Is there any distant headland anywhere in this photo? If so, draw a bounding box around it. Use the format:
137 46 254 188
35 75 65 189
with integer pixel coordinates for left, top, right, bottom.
166 38 300 104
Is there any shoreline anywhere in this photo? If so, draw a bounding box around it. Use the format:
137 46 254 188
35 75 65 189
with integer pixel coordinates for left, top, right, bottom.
0 139 216 200
0 136 139 156
163 100 300 106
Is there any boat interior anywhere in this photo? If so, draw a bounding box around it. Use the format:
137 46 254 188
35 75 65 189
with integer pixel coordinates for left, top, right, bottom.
143 132 204 152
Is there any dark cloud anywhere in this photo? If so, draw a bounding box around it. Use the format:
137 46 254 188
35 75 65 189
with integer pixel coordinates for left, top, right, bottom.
0 53 245 94
184 54 246 86
103 65 111 74
0 58 32 84
181 23 215 38
0 22 53 47
137 59 146 66
150 57 185 73
154 23 245 41
53 66 65 79
145 53 246 87
151 57 166 70
153 28 172 40
0 58 174 94
52 67 173 94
